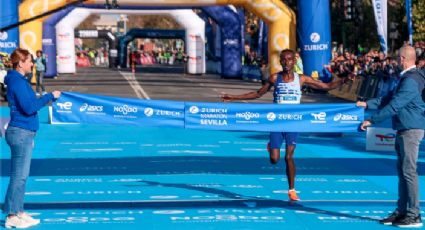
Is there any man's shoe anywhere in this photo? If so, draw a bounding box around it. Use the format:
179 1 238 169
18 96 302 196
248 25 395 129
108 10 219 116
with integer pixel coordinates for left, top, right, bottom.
379 212 404 225
288 189 300 201
5 215 32 229
35 93 40 97
18 212 40 227
41 91 47 96
392 215 423 228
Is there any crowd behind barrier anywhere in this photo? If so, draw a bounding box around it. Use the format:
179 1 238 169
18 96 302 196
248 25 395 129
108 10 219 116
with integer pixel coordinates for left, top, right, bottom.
75 47 109 68
239 41 425 102
128 49 187 67
328 41 425 101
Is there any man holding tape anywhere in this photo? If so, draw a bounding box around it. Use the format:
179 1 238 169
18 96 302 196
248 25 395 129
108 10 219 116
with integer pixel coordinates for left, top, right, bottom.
358 45 425 228
221 49 350 201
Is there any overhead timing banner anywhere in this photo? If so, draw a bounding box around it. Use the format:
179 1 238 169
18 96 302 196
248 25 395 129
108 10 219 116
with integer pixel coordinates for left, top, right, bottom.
297 0 332 82
372 0 388 54
0 0 19 54
52 92 363 132
52 92 185 128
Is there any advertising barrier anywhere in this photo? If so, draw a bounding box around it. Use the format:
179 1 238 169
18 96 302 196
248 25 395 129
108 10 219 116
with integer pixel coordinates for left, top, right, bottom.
366 127 396 151
52 92 363 133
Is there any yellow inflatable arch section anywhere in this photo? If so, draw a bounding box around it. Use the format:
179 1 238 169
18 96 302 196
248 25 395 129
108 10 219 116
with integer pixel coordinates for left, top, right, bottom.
19 0 296 75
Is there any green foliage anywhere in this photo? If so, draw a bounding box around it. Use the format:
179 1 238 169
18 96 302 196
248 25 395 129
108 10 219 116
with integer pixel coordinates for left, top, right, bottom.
412 0 425 41
329 0 425 52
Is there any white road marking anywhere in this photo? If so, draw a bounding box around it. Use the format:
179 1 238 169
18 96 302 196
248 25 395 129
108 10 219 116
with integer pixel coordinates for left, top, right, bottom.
119 71 150 99
70 148 123 152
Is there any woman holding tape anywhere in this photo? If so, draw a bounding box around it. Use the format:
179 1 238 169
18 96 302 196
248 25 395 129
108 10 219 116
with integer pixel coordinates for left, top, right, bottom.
3 48 61 228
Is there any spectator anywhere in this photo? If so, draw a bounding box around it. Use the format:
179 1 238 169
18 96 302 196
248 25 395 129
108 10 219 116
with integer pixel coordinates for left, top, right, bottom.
294 52 303 74
34 50 47 96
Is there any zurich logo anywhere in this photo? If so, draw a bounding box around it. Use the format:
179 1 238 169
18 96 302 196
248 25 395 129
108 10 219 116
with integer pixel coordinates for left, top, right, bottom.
0 31 8 41
79 103 88 112
144 108 154 117
310 32 320 43
267 112 276 121
189 106 199 114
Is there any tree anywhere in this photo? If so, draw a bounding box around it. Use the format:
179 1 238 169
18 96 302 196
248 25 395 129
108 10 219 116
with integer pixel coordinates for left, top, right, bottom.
126 15 181 29
412 0 425 41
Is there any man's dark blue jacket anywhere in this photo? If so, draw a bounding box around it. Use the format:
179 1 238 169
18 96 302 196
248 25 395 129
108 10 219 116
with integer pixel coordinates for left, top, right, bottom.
367 68 425 131
5 70 53 131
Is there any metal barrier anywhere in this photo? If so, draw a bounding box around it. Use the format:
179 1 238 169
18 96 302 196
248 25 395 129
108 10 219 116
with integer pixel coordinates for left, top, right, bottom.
329 77 363 101
242 65 261 82
329 75 386 102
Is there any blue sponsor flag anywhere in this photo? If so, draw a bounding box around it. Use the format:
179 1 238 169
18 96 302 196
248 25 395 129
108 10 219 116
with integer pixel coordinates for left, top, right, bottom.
297 0 332 82
406 0 413 45
372 0 388 53
0 0 19 54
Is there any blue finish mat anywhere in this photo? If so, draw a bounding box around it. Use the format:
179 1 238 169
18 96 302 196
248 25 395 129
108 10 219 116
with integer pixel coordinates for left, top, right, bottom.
1 107 424 229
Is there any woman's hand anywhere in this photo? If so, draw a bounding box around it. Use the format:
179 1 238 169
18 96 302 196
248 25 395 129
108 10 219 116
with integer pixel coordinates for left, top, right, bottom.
52 91 61 99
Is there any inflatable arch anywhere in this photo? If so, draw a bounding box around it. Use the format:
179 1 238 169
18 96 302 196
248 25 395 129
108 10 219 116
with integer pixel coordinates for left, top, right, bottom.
75 29 118 68
201 6 241 78
19 0 295 75
118 28 185 68
55 8 205 74
80 4 242 77
42 6 75 78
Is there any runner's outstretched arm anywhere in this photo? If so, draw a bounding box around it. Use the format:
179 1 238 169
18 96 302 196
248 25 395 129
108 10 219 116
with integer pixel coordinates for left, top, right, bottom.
221 74 277 102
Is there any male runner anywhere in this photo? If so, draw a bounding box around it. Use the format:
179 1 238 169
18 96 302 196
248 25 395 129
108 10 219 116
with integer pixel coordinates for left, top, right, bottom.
221 49 351 201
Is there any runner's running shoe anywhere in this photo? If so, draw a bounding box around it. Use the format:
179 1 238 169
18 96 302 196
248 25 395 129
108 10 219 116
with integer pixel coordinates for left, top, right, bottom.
288 189 300 201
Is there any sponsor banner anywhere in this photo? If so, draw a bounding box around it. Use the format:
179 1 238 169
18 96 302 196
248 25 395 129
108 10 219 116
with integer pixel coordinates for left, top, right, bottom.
366 127 395 151
53 93 362 132
185 102 363 132
52 92 184 128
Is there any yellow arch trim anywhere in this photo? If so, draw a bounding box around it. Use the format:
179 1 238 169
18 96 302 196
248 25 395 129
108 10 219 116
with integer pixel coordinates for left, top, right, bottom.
19 0 295 74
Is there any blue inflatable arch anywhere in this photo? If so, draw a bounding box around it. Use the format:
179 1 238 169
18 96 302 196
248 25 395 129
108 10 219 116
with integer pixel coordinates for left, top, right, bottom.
201 6 242 78
118 28 185 68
